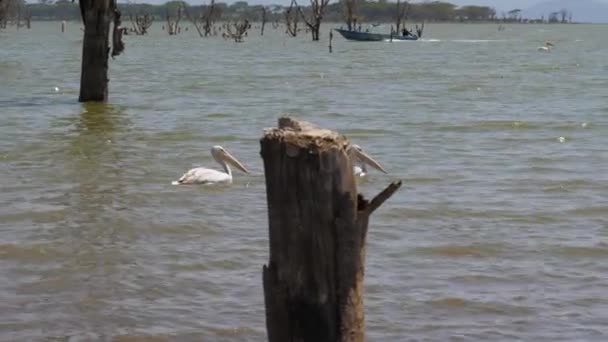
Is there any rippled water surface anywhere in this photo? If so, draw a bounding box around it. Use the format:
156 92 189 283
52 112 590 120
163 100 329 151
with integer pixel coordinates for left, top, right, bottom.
1 22 608 341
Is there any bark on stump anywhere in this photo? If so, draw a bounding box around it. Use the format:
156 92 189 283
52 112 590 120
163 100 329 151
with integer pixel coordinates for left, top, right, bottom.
261 117 401 342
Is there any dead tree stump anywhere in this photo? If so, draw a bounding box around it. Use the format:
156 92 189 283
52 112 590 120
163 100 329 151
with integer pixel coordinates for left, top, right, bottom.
78 0 124 102
261 117 401 342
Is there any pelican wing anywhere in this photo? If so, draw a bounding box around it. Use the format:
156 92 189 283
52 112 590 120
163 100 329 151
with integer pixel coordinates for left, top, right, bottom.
172 167 231 185
355 149 388 174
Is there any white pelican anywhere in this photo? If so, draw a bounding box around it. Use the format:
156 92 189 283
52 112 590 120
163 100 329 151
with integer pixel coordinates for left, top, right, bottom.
172 145 249 185
349 144 388 177
538 41 554 52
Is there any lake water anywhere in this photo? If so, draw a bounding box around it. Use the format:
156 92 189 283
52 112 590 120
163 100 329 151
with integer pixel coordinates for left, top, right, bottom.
1 22 607 341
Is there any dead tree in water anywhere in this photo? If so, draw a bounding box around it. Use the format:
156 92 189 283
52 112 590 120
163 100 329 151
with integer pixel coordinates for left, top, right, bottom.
23 5 30 29
129 12 153 35
261 117 401 342
78 0 125 102
394 0 410 33
0 0 5 28
0 0 30 29
16 2 31 29
165 3 183 35
260 6 267 36
0 0 14 28
341 0 359 31
297 0 330 41
202 0 220 36
224 18 249 42
284 0 298 37
185 0 220 37
415 21 424 38
0 1 6 29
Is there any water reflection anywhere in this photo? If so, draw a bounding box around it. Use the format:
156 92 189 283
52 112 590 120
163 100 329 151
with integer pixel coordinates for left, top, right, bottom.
52 103 138 335
66 102 128 216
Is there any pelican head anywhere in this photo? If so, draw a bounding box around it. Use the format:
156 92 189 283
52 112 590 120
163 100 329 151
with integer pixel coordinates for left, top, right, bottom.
349 144 388 174
211 145 249 174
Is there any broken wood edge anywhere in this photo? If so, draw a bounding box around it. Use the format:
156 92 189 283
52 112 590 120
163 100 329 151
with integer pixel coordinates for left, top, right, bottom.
277 116 319 131
261 116 350 152
362 181 402 215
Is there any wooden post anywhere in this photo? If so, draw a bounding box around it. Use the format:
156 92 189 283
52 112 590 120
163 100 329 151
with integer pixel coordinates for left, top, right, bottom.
261 117 401 342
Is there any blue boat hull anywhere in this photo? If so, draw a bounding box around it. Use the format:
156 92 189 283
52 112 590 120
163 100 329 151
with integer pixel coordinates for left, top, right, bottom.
334 28 418 41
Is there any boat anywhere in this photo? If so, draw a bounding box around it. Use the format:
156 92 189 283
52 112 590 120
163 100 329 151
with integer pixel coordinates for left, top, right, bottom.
334 28 418 42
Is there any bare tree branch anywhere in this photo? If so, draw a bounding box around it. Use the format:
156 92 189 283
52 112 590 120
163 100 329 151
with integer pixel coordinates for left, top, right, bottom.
366 181 402 214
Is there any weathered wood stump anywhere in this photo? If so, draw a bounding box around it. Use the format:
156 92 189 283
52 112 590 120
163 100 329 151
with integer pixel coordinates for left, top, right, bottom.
78 0 124 102
261 117 401 342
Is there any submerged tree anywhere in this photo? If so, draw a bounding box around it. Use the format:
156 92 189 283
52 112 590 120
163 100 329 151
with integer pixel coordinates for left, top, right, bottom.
548 11 559 23
0 0 5 28
0 0 31 29
260 5 267 36
185 0 221 37
559 8 569 23
202 0 220 36
77 0 125 102
224 18 249 42
297 0 330 41
284 0 298 37
394 0 410 33
341 0 359 31
129 12 153 35
165 1 183 35
415 21 424 38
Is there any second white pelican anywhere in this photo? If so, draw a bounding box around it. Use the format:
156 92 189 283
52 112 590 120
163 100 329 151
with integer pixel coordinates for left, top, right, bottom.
172 145 249 185
349 144 388 177
537 41 554 52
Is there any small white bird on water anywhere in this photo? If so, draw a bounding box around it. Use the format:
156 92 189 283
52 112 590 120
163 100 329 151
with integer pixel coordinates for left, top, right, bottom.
172 145 249 185
349 144 388 177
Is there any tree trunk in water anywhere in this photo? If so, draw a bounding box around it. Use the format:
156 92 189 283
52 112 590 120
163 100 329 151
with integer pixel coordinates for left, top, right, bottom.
260 7 266 36
79 0 112 102
261 117 401 342
311 24 320 41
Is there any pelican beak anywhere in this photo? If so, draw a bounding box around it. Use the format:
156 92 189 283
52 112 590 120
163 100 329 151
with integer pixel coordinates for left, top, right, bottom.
354 147 388 174
223 150 249 174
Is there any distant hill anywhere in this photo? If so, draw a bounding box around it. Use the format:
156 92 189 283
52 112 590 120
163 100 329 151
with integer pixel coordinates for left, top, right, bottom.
523 0 608 23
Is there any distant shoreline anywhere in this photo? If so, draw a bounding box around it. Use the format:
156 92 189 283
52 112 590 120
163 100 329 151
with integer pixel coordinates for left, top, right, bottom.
15 1 602 25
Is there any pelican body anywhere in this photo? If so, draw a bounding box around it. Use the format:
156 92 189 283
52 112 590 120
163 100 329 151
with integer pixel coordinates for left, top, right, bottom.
172 145 249 185
348 144 388 177
538 41 554 52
